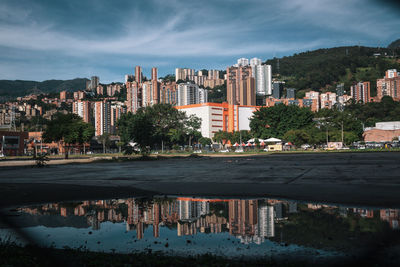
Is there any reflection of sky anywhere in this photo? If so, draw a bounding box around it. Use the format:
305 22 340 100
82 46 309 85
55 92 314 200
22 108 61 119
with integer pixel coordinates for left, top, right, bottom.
0 222 342 259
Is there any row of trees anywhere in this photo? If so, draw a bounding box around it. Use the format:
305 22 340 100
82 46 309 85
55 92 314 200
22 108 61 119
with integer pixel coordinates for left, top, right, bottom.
248 96 400 146
117 104 203 153
42 96 400 157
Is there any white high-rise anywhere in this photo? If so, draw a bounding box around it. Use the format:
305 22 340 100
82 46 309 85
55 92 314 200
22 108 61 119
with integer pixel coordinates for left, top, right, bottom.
250 58 272 95
237 58 249 66
177 82 207 106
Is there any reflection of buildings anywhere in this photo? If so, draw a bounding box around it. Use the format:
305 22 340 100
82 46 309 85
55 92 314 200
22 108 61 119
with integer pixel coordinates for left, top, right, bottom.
353 208 374 218
21 197 400 245
380 209 400 229
229 199 258 244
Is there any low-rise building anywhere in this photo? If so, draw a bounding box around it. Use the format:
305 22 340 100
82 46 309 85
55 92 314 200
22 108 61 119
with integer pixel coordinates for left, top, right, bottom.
363 121 400 142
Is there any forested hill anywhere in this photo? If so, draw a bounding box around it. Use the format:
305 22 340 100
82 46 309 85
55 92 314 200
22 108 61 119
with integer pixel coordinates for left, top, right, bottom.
0 78 89 97
265 46 400 97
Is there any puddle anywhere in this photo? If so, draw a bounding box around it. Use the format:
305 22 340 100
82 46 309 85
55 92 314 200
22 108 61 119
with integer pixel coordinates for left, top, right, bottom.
1 196 399 262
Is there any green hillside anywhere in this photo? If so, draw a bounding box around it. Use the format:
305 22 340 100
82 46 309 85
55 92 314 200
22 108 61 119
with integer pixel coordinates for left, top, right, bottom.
0 78 89 97
265 46 400 97
388 39 400 49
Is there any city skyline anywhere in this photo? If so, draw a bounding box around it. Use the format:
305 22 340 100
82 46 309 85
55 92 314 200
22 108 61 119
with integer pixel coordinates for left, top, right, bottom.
0 0 399 83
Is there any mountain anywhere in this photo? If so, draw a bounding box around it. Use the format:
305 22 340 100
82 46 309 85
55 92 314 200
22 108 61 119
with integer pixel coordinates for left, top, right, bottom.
388 39 400 49
265 46 400 97
0 78 89 97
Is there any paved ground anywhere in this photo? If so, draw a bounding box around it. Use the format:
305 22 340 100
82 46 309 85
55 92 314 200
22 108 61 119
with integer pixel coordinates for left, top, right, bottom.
1 152 400 208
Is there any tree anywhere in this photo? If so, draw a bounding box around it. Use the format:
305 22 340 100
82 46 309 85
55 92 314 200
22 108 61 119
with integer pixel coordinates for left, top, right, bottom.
117 104 201 154
98 133 111 154
213 131 232 147
199 137 212 148
250 104 314 139
117 109 155 154
283 129 311 146
43 113 94 159
145 104 187 150
184 115 202 148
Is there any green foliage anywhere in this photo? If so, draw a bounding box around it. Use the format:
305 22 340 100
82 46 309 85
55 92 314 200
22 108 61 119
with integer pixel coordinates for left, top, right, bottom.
0 78 88 97
283 129 311 146
117 104 202 153
213 130 232 145
250 104 314 139
160 74 175 83
43 113 94 158
207 84 226 103
43 113 94 144
388 39 400 49
98 133 111 153
198 137 212 147
184 114 202 147
265 46 400 93
230 130 252 144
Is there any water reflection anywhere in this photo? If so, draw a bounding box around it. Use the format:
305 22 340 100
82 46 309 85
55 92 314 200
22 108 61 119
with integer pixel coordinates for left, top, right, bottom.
1 196 400 260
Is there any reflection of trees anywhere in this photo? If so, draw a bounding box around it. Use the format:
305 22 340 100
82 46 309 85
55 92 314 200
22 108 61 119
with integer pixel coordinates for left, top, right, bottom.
271 206 400 252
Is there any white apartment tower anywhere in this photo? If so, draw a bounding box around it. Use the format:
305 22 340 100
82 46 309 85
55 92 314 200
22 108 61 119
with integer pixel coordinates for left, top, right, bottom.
237 58 249 67
250 58 272 95
177 83 207 106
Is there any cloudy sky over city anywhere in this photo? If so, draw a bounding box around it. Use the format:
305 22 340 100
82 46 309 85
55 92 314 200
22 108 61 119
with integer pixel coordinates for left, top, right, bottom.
0 0 399 82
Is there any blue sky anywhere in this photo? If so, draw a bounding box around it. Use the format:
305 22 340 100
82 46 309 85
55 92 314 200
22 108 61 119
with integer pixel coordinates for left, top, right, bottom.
0 0 399 83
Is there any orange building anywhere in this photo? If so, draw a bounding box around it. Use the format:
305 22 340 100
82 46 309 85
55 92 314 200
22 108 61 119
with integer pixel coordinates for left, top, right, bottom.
377 69 400 101
59 91 67 101
351 81 371 103
176 102 259 138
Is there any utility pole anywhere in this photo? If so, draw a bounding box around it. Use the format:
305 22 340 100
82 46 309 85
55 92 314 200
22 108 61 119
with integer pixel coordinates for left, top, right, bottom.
341 121 344 145
40 127 43 155
326 128 329 147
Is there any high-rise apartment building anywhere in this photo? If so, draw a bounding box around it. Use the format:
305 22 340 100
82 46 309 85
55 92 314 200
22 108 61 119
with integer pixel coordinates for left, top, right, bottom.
175 68 195 82
110 102 125 134
253 64 272 95
227 66 255 106
72 100 90 123
160 82 177 105
151 67 160 105
272 81 284 99
87 76 99 91
142 81 153 107
106 84 122 97
177 82 207 106
126 81 141 113
135 66 142 83
94 101 111 136
60 91 67 101
351 82 370 103
96 85 104 95
286 88 296 99
236 58 249 67
377 69 400 101
208 70 220 80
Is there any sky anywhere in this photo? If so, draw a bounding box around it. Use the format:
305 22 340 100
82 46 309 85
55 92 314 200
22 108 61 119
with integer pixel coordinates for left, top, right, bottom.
0 0 399 83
